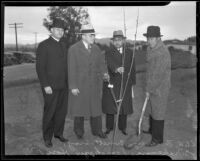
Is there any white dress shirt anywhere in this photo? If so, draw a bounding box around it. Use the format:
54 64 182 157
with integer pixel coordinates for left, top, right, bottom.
118 47 123 54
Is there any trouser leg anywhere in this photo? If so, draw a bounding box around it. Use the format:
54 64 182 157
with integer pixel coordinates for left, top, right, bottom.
90 116 103 135
54 89 68 137
149 116 153 133
74 117 84 136
151 118 164 143
106 114 114 130
118 114 127 131
42 89 59 141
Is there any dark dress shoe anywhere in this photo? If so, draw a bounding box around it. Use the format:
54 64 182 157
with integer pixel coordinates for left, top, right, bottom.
145 140 162 147
105 129 113 135
54 136 68 143
44 140 53 148
121 130 128 135
94 132 107 139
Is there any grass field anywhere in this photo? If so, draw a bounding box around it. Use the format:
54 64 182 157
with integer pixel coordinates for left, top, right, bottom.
3 62 197 158
3 47 197 158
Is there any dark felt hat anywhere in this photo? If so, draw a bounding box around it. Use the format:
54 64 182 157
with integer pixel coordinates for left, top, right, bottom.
143 26 163 37
111 30 126 40
50 18 66 30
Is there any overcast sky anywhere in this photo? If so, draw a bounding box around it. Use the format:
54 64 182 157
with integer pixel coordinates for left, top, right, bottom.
4 2 196 44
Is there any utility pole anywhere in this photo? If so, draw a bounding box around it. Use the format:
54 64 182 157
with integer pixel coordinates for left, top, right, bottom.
33 32 38 52
9 23 23 52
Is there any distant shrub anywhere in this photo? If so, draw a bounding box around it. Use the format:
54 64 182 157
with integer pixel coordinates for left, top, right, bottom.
4 54 20 66
4 52 35 66
169 49 196 69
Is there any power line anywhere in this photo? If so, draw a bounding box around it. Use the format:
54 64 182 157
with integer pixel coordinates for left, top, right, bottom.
8 23 23 51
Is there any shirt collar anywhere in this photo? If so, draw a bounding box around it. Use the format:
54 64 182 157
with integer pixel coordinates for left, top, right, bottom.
51 35 60 42
117 47 123 54
82 40 89 49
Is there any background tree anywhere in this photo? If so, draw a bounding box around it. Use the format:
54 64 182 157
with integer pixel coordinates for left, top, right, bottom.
43 6 89 49
184 36 196 43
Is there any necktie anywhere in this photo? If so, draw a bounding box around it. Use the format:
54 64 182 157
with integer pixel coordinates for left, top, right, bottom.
88 45 91 53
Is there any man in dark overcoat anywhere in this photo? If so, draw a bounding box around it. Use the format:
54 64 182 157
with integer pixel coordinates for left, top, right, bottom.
143 26 171 147
102 30 136 135
36 18 68 148
68 24 109 139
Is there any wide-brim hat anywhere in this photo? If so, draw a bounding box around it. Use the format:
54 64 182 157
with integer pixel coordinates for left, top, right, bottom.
50 18 66 30
143 25 163 37
111 30 126 40
77 24 96 34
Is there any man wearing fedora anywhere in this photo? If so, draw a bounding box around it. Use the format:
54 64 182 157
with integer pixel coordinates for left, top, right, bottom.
142 25 171 147
36 18 69 148
102 30 136 136
67 24 109 139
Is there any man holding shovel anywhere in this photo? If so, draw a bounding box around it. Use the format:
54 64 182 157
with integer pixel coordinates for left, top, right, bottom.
124 26 171 149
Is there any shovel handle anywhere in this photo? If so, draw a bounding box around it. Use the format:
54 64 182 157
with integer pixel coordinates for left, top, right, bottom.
138 96 149 135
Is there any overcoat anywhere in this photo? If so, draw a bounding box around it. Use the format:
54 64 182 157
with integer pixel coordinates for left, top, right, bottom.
102 44 136 115
145 39 171 120
68 41 107 118
36 36 68 89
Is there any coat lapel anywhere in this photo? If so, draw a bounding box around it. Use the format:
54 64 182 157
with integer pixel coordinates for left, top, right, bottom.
110 46 123 66
79 41 91 55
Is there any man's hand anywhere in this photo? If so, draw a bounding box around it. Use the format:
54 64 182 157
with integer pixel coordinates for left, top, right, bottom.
116 67 124 74
44 86 53 94
72 89 80 96
146 92 150 99
103 73 110 82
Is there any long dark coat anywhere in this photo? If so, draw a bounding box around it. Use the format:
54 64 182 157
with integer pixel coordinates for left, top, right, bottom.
36 36 68 89
36 36 68 141
145 39 171 120
102 44 136 115
68 41 107 118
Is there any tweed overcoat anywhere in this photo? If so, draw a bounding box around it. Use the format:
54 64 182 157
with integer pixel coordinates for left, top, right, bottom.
145 39 171 120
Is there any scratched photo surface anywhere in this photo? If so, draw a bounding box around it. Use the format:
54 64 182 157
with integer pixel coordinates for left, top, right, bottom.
3 2 197 159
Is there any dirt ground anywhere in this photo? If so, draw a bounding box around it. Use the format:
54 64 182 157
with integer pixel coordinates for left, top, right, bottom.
3 67 197 159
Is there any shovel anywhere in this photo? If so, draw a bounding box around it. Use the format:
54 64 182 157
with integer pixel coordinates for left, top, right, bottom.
123 95 149 150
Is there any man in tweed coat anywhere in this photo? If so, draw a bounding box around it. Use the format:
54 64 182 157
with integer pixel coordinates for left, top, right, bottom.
143 26 171 147
36 19 68 148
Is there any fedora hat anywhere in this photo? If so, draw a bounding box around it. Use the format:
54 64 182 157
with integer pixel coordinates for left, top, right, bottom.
50 18 66 30
77 24 96 34
111 30 126 40
143 26 163 37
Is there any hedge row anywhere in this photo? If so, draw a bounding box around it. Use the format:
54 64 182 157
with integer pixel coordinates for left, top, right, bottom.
4 52 35 66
